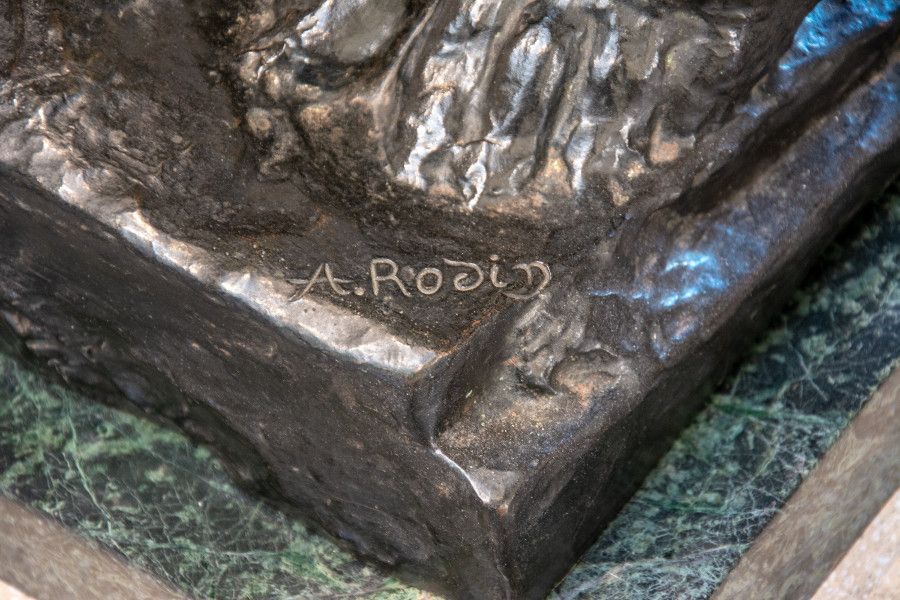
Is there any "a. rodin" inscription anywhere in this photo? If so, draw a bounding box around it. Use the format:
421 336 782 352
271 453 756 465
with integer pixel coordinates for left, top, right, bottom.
288 256 551 302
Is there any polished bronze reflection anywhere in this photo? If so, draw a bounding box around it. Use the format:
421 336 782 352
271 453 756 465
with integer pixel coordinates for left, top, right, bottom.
1 1 898 598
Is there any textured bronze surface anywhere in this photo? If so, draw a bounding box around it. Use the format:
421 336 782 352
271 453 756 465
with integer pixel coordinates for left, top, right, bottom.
1 2 899 598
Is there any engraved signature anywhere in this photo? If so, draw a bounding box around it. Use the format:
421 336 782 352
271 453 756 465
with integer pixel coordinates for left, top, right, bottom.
288 256 551 302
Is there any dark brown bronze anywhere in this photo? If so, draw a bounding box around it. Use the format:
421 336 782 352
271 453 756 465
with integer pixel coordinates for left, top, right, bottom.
1 2 898 598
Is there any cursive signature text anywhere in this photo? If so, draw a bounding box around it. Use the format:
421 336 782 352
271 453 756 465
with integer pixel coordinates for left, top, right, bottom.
287 256 551 302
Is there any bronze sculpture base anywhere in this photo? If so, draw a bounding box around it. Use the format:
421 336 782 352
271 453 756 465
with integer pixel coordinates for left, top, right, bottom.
1 1 899 597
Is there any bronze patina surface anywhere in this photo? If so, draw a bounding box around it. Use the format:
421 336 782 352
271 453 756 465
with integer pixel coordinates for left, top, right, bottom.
1 1 898 598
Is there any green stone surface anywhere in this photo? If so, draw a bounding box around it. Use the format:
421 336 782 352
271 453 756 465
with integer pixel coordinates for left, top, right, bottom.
1 183 899 599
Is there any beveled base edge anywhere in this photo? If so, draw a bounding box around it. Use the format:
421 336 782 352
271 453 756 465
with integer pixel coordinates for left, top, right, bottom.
714 362 900 600
0 495 186 600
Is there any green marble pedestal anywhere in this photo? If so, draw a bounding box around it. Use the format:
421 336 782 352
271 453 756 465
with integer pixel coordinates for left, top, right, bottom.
1 183 899 599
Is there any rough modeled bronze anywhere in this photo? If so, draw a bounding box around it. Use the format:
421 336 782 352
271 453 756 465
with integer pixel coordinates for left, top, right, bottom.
1 1 899 598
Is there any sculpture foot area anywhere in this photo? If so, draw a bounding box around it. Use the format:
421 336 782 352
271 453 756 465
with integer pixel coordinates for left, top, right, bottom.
1 1 898 598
